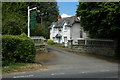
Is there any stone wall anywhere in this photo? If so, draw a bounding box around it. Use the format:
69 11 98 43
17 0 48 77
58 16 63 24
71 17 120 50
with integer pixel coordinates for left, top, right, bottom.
68 39 115 57
71 45 115 57
31 36 48 53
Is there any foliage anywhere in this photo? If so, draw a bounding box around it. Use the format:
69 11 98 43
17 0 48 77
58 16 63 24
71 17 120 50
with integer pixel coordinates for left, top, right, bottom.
2 2 28 35
2 35 36 66
76 2 120 39
47 39 54 45
2 2 59 38
20 32 28 38
30 23 49 38
29 2 59 38
76 2 120 58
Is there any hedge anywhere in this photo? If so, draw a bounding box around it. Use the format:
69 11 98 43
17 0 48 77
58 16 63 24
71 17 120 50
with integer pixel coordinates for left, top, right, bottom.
2 35 36 66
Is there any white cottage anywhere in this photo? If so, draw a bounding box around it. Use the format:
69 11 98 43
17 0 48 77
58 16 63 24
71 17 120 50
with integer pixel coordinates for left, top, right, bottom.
49 16 88 46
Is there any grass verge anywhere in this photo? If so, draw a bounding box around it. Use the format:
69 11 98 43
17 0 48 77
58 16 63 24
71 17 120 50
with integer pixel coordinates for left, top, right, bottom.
2 62 47 75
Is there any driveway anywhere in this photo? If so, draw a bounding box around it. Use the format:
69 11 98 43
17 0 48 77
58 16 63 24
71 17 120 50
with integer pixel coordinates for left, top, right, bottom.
2 46 119 78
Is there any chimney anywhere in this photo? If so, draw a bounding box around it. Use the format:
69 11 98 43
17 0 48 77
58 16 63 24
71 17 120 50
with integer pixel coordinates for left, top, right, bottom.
57 15 62 20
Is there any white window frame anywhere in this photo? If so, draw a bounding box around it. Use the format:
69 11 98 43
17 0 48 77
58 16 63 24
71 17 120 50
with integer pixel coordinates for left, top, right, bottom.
64 37 67 42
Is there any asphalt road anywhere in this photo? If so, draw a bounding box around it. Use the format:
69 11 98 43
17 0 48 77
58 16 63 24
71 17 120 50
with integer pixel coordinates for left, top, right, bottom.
2 46 119 78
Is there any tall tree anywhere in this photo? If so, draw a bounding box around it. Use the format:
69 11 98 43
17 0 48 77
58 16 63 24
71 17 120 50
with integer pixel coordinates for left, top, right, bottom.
2 2 28 35
76 2 120 58
2 2 59 38
30 2 59 38
76 2 120 39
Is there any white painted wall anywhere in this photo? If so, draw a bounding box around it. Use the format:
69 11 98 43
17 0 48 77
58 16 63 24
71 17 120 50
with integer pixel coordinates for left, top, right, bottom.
50 20 88 46
50 24 63 43
62 22 71 46
71 23 80 44
71 23 88 44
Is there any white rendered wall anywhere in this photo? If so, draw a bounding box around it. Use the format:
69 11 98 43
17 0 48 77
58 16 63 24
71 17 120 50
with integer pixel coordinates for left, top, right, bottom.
50 22 89 45
62 22 71 46
71 23 88 44
50 24 63 43
71 23 81 44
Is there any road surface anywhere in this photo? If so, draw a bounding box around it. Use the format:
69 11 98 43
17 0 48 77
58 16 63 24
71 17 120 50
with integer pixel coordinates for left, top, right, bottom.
2 46 119 78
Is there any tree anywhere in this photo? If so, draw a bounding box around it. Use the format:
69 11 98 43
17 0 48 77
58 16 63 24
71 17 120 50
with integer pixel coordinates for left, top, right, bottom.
29 2 59 38
76 2 120 58
2 2 59 38
2 2 28 35
30 23 49 38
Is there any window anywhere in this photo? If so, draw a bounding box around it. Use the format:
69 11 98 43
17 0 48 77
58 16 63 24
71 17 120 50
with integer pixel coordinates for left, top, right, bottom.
53 37 55 41
64 37 67 42
59 29 61 32
59 28 62 32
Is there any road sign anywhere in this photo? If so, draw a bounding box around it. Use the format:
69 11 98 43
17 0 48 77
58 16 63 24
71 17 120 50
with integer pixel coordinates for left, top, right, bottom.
30 10 37 29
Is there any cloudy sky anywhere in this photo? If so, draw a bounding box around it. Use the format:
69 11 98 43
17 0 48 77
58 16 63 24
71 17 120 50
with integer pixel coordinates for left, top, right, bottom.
57 2 79 18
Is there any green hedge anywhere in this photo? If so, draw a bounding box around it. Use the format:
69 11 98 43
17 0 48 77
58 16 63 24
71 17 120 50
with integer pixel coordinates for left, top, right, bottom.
2 35 36 66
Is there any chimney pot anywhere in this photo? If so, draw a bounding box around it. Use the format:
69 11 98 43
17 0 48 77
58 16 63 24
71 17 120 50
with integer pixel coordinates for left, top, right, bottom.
57 15 62 20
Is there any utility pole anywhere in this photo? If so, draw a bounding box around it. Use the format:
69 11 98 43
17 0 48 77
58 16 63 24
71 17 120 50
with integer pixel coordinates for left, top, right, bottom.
28 6 30 37
28 6 37 37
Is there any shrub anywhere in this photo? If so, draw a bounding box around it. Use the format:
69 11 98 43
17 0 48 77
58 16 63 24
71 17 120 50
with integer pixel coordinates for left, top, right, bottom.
2 35 36 66
47 39 54 45
20 33 28 38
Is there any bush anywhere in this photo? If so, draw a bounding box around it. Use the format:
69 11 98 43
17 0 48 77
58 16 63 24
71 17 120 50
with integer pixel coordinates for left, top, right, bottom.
20 33 28 38
2 35 36 66
47 39 54 45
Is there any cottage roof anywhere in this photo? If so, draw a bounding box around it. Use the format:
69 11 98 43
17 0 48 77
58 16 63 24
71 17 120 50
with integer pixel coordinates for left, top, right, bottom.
53 16 80 28
49 22 56 29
